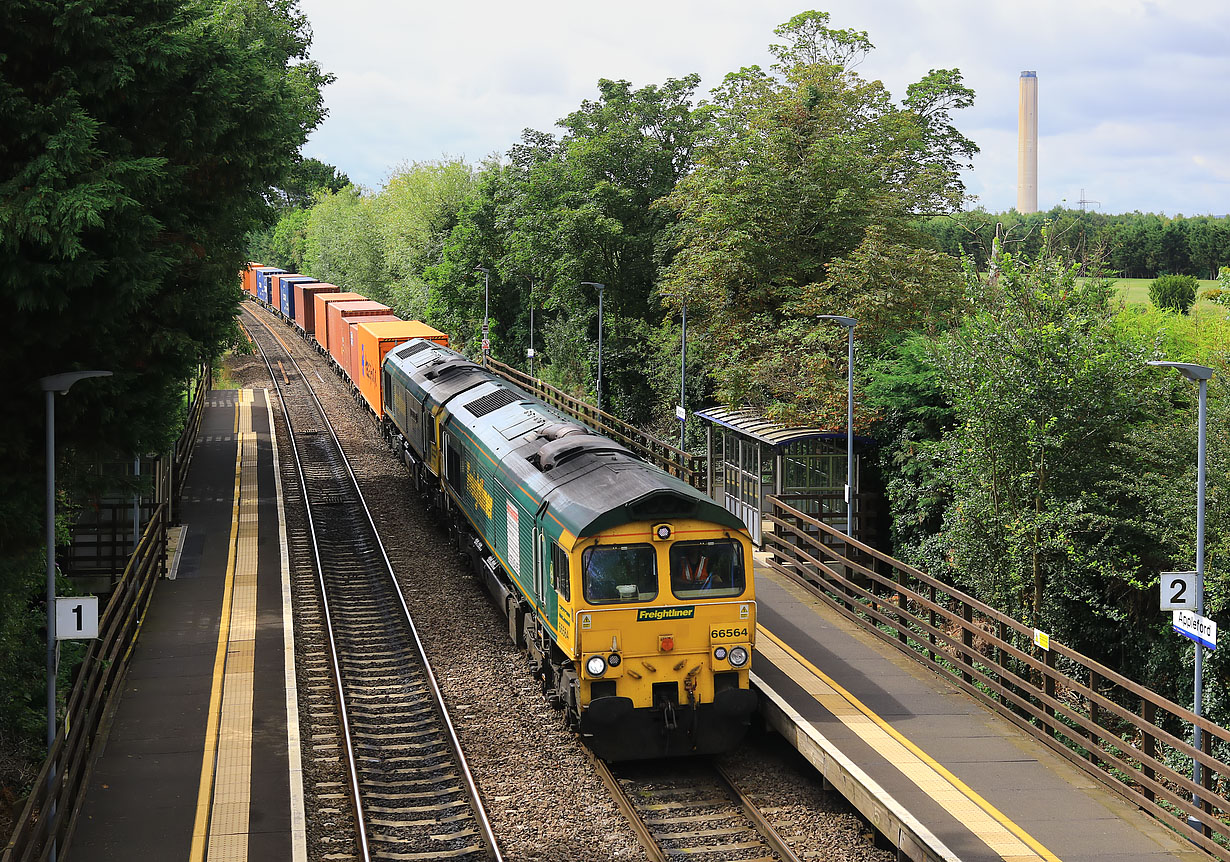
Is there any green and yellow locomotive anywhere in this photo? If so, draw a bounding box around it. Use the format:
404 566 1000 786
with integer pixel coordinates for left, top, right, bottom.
381 339 758 760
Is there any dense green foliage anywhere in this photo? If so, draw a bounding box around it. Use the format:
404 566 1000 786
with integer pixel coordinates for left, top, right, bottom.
1 0 328 747
658 13 976 424
919 208 1230 280
1148 273 1199 313
863 242 1229 722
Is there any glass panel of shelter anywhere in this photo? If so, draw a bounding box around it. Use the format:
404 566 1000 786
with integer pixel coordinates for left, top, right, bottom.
782 438 851 517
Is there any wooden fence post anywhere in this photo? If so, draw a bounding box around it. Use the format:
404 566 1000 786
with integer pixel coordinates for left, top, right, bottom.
1141 699 1156 802
1088 669 1101 764
1043 648 1057 738
927 584 937 666
895 564 909 647
961 603 974 686
996 620 1008 706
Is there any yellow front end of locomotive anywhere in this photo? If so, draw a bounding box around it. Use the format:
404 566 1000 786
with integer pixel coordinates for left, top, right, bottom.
566 518 757 711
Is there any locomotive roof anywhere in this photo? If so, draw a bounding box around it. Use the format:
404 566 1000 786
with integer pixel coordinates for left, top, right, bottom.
386 348 745 541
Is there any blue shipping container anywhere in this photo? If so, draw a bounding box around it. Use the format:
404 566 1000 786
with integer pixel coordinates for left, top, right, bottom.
256 268 285 304
279 276 318 321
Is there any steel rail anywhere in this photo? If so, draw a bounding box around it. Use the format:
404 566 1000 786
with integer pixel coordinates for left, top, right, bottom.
713 762 806 862
582 748 667 862
245 314 372 862
243 308 503 861
585 743 803 862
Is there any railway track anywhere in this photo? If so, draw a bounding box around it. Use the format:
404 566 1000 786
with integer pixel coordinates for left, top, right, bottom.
242 307 502 862
590 752 805 862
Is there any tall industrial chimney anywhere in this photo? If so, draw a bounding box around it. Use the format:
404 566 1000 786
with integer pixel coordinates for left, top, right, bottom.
1017 71 1038 213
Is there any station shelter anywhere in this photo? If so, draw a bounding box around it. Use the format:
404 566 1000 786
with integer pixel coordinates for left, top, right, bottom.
693 406 872 547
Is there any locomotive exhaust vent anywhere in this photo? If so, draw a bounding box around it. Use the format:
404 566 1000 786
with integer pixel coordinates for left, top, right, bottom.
462 388 519 417
393 340 432 359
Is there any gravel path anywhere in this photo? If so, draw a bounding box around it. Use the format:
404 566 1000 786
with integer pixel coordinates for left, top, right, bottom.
224 310 894 862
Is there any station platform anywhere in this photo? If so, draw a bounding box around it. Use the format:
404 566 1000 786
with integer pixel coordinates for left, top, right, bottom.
68 389 304 862
752 565 1205 862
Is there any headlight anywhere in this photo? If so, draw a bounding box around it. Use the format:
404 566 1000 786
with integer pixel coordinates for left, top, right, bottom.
608 653 622 667
586 655 607 677
728 646 749 668
714 647 728 661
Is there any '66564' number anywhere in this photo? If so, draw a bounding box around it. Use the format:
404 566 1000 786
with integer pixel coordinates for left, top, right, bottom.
711 627 748 640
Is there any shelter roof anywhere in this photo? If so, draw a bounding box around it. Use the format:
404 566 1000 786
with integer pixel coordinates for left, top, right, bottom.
693 406 852 449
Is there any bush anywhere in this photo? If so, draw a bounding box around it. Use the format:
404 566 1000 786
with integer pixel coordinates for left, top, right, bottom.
1148 274 1198 313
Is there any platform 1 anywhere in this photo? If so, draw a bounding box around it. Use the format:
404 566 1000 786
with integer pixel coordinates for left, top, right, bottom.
68 389 305 862
752 564 1205 862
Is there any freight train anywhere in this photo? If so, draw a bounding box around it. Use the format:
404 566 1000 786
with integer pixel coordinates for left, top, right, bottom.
241 264 759 760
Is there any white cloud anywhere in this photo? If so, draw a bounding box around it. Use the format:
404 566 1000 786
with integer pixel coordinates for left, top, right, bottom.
298 0 1230 215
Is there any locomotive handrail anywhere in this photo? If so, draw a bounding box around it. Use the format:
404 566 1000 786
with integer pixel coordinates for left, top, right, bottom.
764 495 1230 859
486 357 707 491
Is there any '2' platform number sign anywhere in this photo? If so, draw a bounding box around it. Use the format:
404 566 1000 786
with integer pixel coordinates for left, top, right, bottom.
55 596 99 640
1160 571 1197 612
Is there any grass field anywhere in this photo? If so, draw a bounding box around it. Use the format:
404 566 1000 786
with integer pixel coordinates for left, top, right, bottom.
1106 277 1220 306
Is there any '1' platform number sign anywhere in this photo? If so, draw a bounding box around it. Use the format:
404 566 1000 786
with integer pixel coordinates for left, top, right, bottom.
55 596 99 640
1160 571 1197 612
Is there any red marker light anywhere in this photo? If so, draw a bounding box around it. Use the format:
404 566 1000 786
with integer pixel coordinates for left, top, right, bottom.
659 635 674 652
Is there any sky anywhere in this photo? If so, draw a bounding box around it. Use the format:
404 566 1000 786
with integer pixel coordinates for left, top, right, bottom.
296 0 1230 217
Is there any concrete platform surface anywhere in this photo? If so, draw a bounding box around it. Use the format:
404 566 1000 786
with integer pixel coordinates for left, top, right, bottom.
68 390 302 862
754 566 1205 862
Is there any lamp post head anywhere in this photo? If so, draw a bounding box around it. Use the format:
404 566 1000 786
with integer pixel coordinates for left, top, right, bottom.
1147 360 1214 382
580 281 605 292
40 370 113 395
817 314 858 328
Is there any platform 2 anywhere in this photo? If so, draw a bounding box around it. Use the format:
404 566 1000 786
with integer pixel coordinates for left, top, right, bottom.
68 389 305 862
752 564 1205 862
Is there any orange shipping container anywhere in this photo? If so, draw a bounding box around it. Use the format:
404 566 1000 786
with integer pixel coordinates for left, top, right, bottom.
343 314 401 386
270 273 287 313
296 283 339 333
312 292 365 352
353 320 451 417
242 263 264 296
326 300 391 372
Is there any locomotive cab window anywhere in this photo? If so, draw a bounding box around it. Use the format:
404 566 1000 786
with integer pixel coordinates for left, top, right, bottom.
669 539 745 599
445 441 461 488
583 544 657 604
551 542 570 602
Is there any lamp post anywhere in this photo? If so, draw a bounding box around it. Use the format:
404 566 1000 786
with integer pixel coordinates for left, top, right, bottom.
474 265 490 363
580 282 605 413
40 369 111 862
679 303 687 449
527 278 536 378
817 316 858 538
1148 359 1213 830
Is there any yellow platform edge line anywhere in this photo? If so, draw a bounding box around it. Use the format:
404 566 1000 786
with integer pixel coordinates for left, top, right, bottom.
207 424 261 861
758 624 1063 862
265 388 309 862
189 392 248 862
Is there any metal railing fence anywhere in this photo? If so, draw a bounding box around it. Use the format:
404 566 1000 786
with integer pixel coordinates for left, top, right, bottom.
2 366 208 862
765 495 1230 859
2 504 168 862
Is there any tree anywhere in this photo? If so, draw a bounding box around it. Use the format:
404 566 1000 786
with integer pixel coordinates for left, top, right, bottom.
372 160 476 318
304 186 388 298
0 0 328 746
932 250 1156 629
430 76 709 424
657 11 977 419
276 156 351 211
1148 273 1198 313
